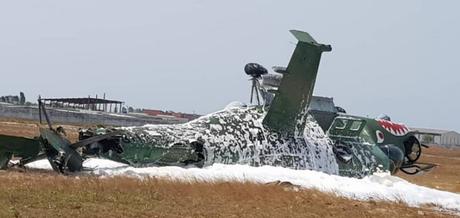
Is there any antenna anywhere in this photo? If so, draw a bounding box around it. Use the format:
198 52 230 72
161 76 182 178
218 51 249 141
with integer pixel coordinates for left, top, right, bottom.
244 63 267 106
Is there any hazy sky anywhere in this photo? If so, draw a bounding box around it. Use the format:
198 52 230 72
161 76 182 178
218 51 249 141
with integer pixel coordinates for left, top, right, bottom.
0 1 459 131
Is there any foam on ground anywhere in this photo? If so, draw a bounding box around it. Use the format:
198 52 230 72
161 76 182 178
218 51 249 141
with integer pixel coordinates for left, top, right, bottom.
26 158 460 212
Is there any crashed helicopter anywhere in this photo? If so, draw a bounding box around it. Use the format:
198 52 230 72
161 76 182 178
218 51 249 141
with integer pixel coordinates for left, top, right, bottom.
0 30 434 178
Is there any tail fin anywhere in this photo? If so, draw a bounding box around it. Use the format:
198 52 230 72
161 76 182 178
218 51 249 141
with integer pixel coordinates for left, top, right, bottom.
262 30 331 136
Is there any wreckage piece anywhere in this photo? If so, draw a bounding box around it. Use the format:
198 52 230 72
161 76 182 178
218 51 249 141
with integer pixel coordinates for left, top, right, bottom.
39 128 83 173
0 135 41 169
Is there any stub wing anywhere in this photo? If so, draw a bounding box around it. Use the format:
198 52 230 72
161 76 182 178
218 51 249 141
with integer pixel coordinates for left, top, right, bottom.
263 30 331 136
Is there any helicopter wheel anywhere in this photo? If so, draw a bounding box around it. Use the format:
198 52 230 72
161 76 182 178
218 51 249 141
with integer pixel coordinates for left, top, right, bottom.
404 136 422 165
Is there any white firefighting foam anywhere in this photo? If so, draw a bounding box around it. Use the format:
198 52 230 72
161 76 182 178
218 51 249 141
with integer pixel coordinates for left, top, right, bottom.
26 159 460 212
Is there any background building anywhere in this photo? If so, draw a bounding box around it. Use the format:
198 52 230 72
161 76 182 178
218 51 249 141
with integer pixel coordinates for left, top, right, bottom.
411 127 460 147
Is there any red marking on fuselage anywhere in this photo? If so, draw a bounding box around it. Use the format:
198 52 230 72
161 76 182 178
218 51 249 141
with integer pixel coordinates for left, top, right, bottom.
377 119 409 136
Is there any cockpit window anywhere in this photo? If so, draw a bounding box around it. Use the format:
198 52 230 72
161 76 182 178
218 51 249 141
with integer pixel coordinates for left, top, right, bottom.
350 120 363 131
335 119 348 130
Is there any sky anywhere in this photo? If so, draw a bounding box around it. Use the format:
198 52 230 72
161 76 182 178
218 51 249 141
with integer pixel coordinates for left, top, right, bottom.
0 1 459 131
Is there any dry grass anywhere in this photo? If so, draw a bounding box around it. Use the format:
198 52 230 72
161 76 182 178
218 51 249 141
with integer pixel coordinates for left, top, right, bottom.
398 146 460 193
0 117 84 142
0 119 458 217
0 171 454 218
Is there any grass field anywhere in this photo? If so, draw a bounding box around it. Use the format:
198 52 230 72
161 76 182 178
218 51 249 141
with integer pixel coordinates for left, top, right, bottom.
1 171 456 218
0 119 458 217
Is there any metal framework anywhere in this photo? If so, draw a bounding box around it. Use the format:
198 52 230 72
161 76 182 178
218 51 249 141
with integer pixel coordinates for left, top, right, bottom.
39 97 124 113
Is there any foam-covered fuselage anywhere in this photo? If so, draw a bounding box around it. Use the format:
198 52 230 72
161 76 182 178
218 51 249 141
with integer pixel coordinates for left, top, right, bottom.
85 106 339 175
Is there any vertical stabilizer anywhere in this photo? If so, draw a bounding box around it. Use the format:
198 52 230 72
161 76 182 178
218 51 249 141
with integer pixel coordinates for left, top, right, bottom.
263 30 331 136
